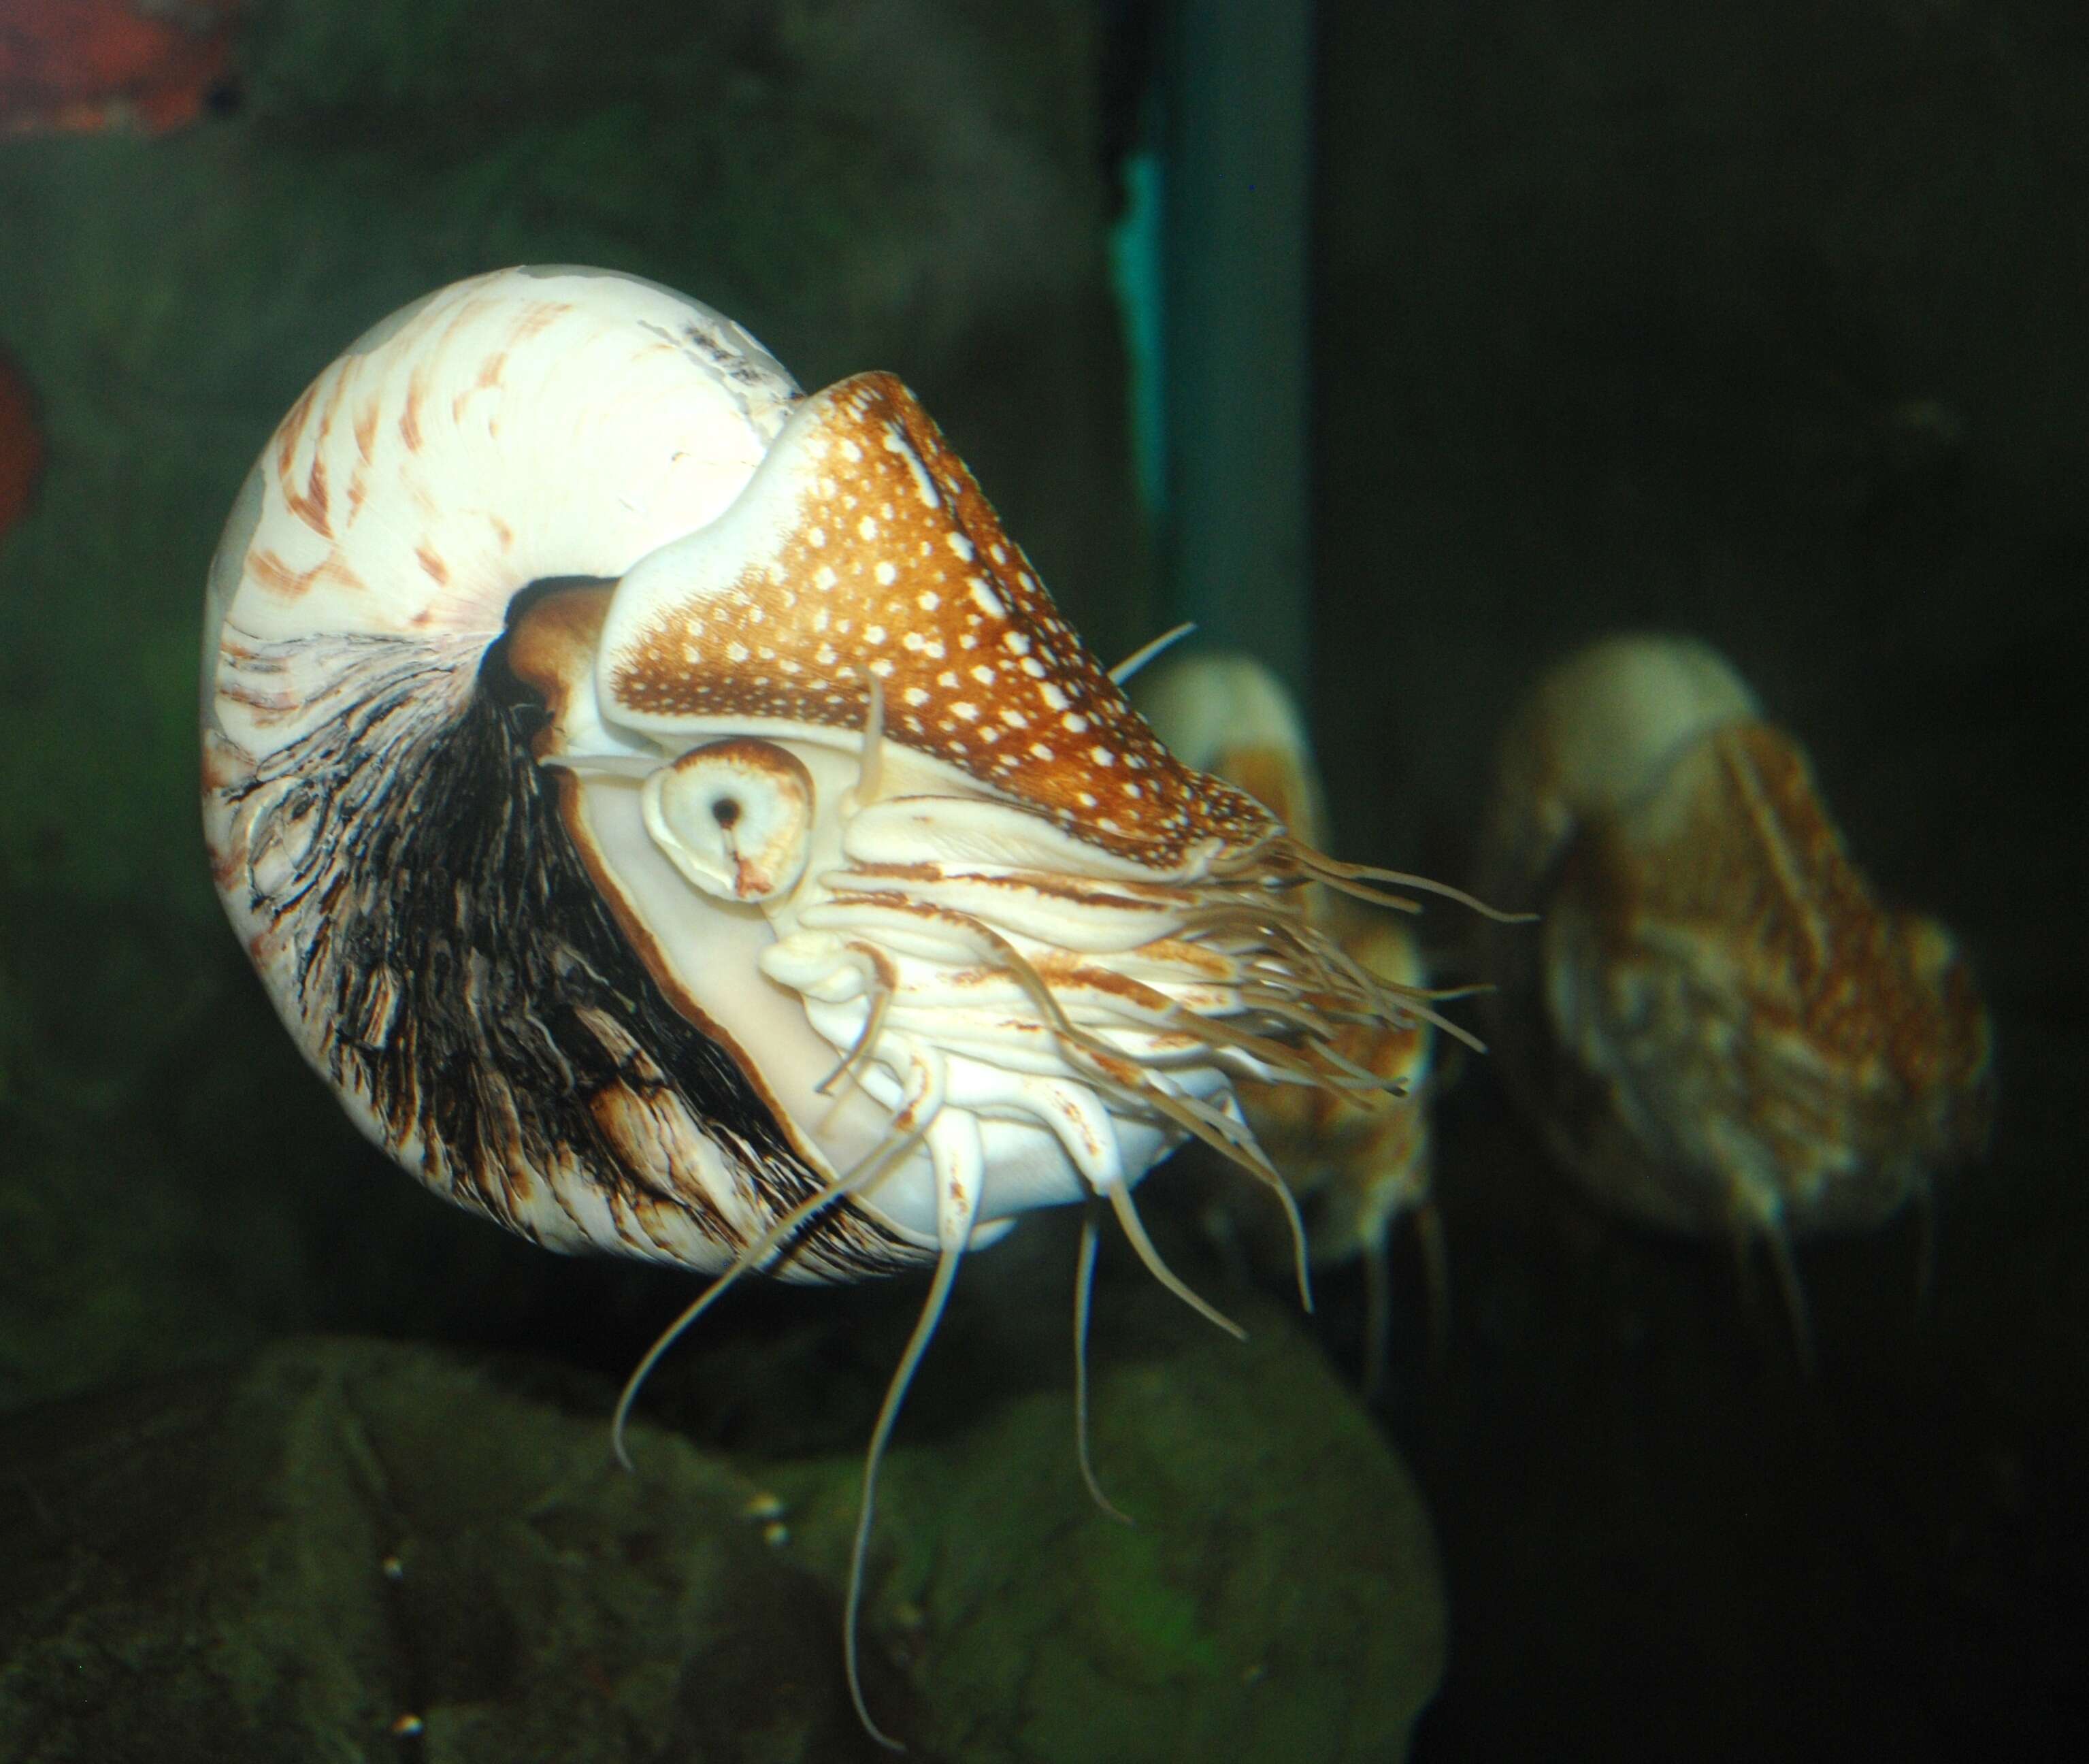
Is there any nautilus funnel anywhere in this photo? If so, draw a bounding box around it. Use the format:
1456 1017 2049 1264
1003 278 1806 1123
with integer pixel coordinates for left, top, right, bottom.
1475 634 1992 1283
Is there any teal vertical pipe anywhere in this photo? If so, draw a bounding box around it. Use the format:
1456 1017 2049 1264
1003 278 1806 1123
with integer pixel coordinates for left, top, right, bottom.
1160 0 1315 700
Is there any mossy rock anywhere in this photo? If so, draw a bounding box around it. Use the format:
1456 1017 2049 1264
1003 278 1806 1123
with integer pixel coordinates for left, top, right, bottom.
0 1237 1441 1763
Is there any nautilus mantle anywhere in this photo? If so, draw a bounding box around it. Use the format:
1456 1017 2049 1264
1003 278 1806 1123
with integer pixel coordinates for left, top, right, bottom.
201 265 1409 1299
1475 634 1992 1271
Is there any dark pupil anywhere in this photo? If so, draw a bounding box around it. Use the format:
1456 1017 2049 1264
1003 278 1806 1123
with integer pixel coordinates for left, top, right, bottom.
711 796 742 830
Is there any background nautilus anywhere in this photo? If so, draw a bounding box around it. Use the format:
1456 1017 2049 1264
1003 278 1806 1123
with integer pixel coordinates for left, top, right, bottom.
1137 650 1443 1394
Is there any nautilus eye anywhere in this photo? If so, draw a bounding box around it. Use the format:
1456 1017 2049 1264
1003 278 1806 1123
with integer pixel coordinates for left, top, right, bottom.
642 737 813 903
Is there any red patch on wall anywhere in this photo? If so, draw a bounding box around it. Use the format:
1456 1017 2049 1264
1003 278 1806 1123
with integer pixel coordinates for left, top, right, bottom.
0 348 44 544
0 0 242 136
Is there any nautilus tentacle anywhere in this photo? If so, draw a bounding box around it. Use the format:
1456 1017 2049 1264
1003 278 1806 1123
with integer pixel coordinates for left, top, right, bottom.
1138 652 1443 1388
202 267 1436 1741
1475 633 1992 1349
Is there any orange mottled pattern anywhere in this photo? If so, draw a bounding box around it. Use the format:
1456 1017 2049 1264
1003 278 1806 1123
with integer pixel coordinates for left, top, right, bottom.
0 0 240 135
611 372 1272 867
1583 722 1990 1124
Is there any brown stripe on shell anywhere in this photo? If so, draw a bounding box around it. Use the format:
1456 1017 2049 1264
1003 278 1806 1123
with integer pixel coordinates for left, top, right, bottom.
284 454 331 538
245 546 367 602
399 356 427 453
272 374 339 540
608 372 1274 868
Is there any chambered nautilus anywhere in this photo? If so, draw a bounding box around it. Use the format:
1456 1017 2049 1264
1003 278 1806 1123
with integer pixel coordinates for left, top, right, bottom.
199 266 1449 1740
1476 634 1992 1352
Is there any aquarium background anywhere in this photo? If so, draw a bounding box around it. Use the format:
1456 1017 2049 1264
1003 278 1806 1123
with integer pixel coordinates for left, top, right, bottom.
0 2 2082 1759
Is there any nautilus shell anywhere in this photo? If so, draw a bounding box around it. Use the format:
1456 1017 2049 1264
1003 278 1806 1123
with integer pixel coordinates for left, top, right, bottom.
1138 653 1438 1382
1475 634 1991 1317
200 268 1425 1736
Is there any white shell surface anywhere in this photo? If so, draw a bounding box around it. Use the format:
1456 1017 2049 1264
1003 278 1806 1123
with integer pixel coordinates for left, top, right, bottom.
206 266 799 757
1478 632 1758 904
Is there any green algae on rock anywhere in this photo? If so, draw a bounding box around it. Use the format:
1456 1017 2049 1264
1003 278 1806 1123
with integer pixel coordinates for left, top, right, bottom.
0 1249 1442 1763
